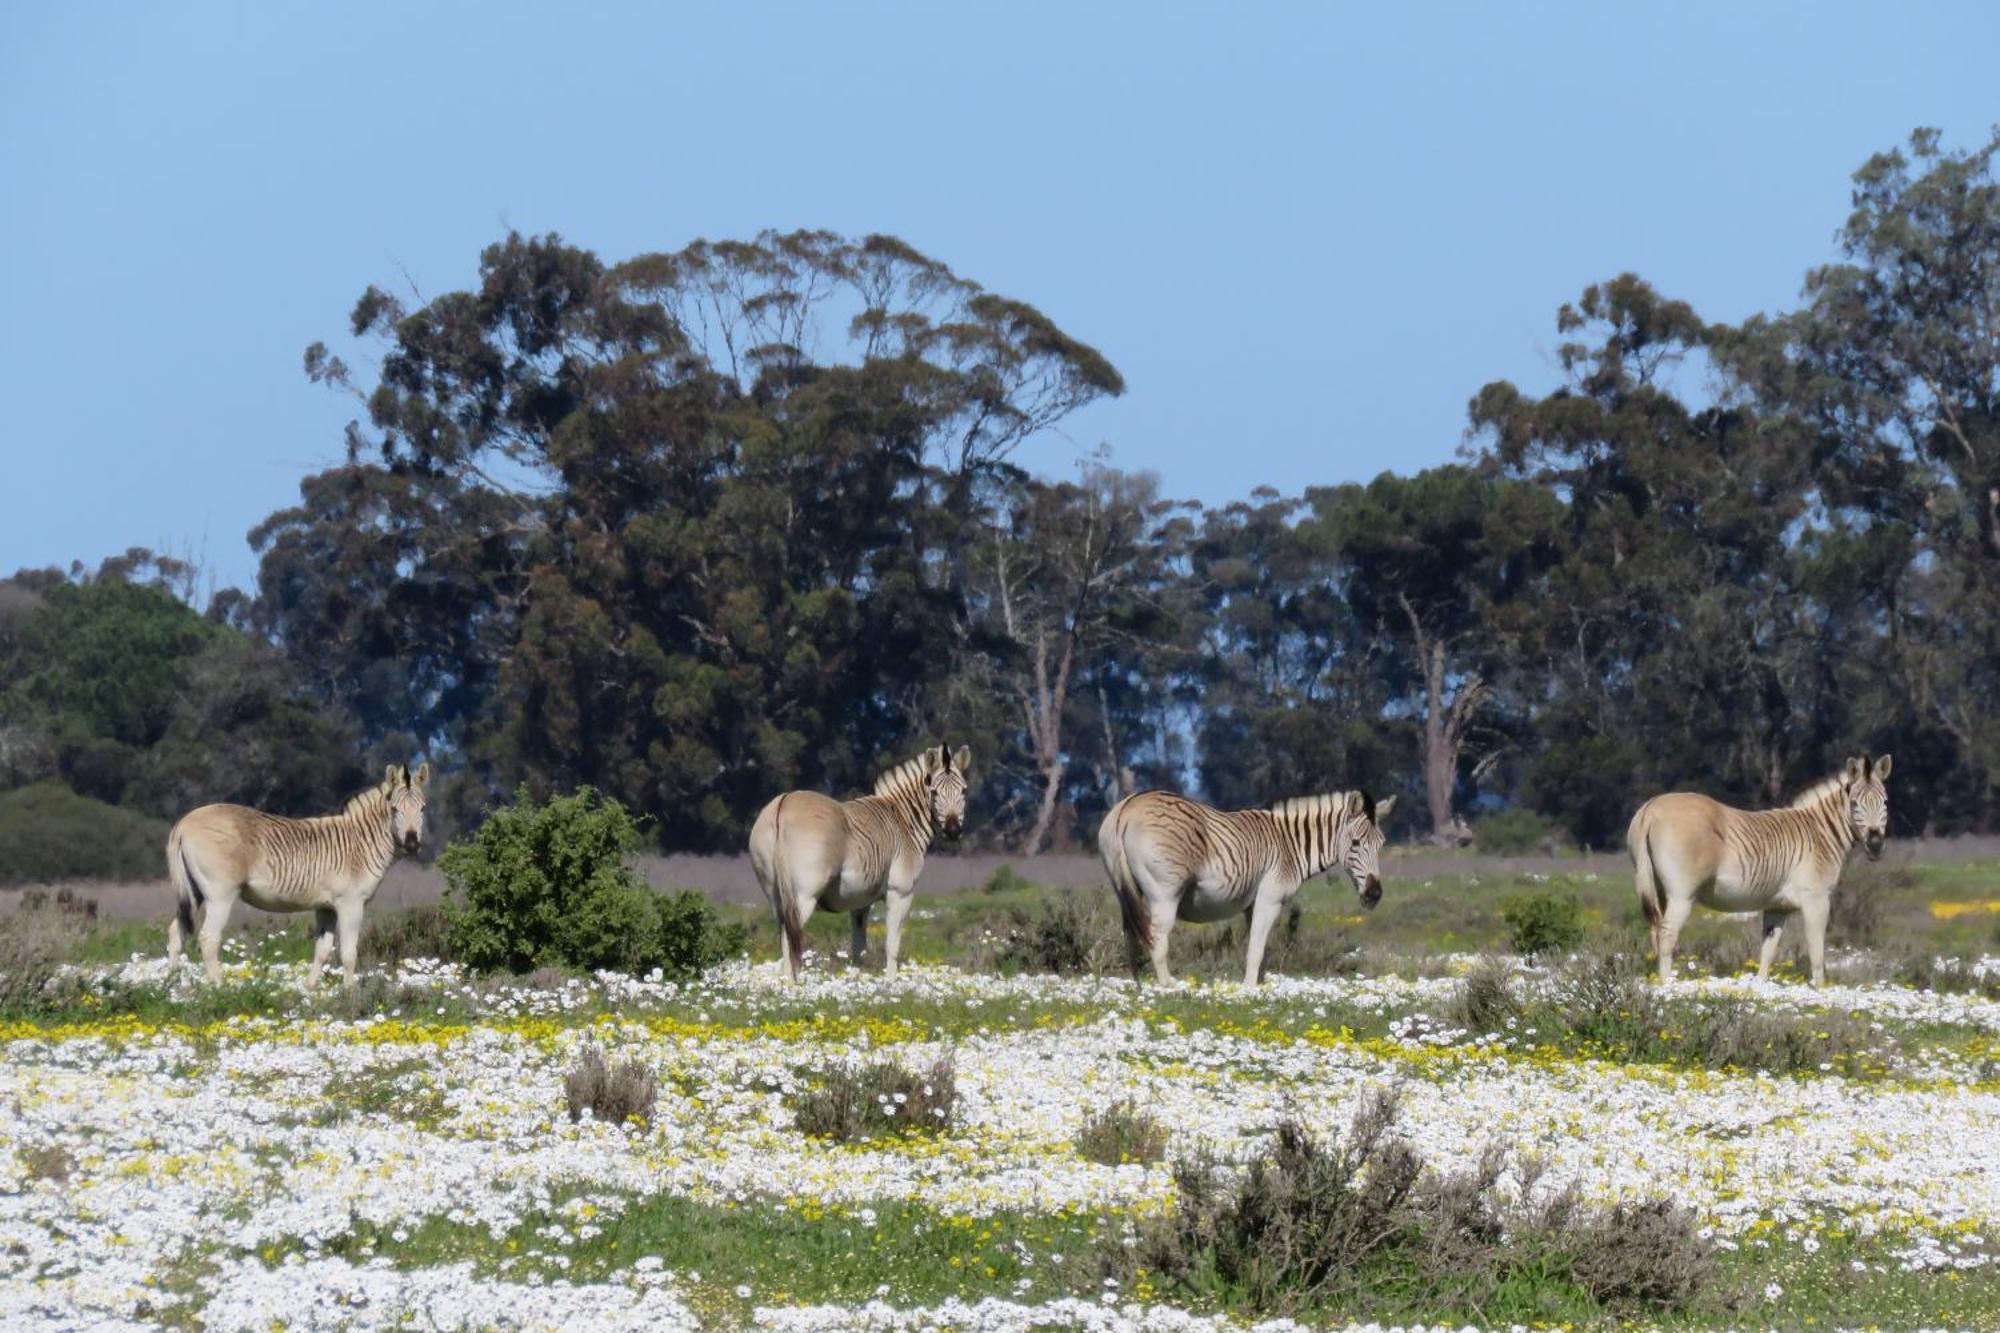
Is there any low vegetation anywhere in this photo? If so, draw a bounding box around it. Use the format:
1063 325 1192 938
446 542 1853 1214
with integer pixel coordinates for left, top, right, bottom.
437 786 744 977
0 781 168 884
564 1045 660 1128
1075 1101 1170 1166
1452 954 1890 1077
788 1056 958 1143
1116 1090 1716 1323
1499 887 1584 958
1472 806 1550 854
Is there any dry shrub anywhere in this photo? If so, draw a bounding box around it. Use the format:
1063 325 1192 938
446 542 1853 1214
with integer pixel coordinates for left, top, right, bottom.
1116 1090 1716 1322
363 904 455 967
0 898 90 1013
1543 956 1885 1077
1827 864 1903 949
1076 1101 1170 1166
564 1045 659 1128
18 1142 74 1184
788 1056 957 1142
1450 955 1520 1033
992 898 1116 975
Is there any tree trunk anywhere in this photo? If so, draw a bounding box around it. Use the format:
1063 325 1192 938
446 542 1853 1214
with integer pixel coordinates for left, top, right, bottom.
1403 595 1484 844
1017 625 1078 855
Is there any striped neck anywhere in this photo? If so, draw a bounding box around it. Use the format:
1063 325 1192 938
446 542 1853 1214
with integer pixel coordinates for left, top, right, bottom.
1269 793 1351 880
1791 776 1855 859
871 759 936 850
335 784 402 869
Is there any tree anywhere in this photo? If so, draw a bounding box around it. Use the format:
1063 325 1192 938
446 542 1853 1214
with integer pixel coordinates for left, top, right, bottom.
1301 467 1558 842
284 230 1123 849
1715 128 2000 827
967 467 1193 853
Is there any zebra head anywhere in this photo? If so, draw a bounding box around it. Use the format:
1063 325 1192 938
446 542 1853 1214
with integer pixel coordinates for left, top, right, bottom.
1843 754 1891 860
384 762 431 855
1340 790 1397 909
925 744 971 840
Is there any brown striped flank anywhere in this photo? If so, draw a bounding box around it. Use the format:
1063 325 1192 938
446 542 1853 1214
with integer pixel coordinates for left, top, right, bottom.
166 762 430 987
1628 755 1891 985
1097 787 1395 985
748 745 971 982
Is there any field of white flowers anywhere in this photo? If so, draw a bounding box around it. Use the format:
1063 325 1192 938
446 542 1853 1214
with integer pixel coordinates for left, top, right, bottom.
5 949 2000 1330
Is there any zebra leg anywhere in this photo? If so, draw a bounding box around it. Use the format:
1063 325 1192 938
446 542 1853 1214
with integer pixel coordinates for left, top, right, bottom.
1654 894 1693 985
1799 895 1830 985
850 907 870 968
1755 910 1787 981
1145 897 1179 983
308 907 337 987
883 888 914 978
1241 890 1286 986
335 898 364 989
197 889 235 985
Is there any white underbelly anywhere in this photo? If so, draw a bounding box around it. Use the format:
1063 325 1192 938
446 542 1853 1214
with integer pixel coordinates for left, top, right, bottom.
240 883 325 913
821 879 886 913
1178 881 1254 923
1697 874 1798 914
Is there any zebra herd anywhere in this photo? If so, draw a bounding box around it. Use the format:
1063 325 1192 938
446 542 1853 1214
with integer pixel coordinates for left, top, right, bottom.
160 749 1894 990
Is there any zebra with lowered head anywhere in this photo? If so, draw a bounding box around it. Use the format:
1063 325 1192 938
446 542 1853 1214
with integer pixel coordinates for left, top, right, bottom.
167 763 430 987
1097 787 1396 985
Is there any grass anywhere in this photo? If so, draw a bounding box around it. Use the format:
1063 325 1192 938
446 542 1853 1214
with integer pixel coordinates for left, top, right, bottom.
13 851 2000 1329
223 1172 2000 1330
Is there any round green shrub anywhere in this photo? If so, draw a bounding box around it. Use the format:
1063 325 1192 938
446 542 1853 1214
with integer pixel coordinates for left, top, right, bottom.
438 786 742 977
1472 806 1549 855
1499 888 1584 959
0 780 169 883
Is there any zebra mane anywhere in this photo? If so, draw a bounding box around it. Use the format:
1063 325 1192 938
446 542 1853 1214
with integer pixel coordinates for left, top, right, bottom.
873 752 936 799
1269 792 1355 823
1788 774 1848 810
341 782 393 816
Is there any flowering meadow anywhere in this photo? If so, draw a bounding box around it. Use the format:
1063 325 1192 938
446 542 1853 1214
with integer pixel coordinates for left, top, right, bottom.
6 897 2000 1329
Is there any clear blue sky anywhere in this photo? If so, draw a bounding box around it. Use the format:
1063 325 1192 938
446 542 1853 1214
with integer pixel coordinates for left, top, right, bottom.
4 2 1996 594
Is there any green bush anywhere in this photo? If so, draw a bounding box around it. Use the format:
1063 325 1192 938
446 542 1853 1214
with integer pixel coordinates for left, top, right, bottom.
438 786 743 977
1499 888 1583 959
1472 807 1549 855
0 780 169 883
982 864 1033 895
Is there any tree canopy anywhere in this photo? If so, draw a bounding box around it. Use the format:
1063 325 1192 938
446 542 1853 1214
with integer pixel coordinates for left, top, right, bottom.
10 130 2000 867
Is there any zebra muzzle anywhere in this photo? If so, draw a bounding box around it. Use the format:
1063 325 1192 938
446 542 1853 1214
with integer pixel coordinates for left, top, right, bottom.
1360 876 1382 909
402 833 421 854
1864 834 1883 860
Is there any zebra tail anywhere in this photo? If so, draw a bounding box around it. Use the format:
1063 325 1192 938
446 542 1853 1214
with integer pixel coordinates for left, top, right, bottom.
771 797 806 977
1629 806 1663 926
167 828 202 939
1099 802 1151 956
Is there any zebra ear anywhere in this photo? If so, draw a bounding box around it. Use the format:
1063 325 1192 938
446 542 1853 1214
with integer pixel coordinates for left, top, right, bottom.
384 764 401 787
952 744 971 775
1843 757 1864 784
1343 791 1366 817
413 761 432 788
1375 794 1397 823
1873 754 1892 780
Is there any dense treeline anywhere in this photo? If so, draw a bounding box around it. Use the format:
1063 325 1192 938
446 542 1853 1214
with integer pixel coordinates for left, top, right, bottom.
4 129 1997 870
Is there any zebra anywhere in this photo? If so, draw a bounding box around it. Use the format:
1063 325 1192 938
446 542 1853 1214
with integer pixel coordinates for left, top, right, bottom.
1629 754 1891 986
748 745 970 982
1097 788 1397 985
166 763 430 987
